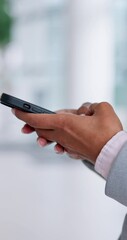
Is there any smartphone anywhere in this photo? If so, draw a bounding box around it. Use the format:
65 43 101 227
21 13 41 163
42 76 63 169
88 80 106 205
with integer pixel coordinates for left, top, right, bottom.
0 93 55 114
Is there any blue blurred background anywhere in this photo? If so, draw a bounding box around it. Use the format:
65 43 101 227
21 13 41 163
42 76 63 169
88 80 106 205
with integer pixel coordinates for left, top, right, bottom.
0 0 127 239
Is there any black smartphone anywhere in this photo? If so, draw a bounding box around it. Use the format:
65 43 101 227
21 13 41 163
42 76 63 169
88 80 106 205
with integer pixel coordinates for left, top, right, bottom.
0 93 55 114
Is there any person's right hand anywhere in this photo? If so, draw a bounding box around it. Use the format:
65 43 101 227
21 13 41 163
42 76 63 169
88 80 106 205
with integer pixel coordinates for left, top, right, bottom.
12 102 123 163
21 103 93 158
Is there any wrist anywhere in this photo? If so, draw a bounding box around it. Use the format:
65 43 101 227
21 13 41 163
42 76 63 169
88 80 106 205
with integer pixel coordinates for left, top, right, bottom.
95 130 127 179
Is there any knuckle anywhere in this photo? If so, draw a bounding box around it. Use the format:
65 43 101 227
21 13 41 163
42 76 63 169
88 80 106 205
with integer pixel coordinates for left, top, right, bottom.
98 102 111 110
57 114 66 129
29 115 40 127
81 102 92 108
57 114 72 131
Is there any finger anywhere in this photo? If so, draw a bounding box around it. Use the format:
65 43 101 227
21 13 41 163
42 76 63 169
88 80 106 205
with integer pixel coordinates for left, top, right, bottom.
37 137 65 153
54 143 65 154
89 102 112 116
37 137 53 147
64 148 85 160
36 129 59 144
77 102 92 115
22 124 35 134
12 109 62 129
56 109 77 114
66 152 84 160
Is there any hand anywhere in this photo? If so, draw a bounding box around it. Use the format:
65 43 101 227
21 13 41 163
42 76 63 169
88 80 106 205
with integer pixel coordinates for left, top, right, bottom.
12 102 123 164
21 103 92 158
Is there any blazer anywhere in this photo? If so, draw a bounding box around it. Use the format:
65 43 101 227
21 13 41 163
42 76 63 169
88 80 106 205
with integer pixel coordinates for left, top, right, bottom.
83 142 127 240
105 142 127 240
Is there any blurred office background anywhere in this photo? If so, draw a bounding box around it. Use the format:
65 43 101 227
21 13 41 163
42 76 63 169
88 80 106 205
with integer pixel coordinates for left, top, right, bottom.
0 0 127 239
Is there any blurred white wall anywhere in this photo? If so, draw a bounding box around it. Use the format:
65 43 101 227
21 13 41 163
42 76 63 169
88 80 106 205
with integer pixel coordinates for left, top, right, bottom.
0 0 69 143
68 0 115 107
10 0 68 110
0 150 126 240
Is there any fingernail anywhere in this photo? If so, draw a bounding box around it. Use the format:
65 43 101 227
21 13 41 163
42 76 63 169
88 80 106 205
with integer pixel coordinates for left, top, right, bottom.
11 109 16 115
54 146 64 154
37 138 47 147
21 127 27 134
54 148 61 154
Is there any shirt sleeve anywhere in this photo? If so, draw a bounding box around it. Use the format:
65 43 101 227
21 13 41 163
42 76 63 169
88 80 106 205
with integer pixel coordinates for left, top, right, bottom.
94 131 127 179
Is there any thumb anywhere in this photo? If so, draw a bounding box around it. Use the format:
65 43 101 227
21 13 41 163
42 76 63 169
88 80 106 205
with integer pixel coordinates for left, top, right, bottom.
89 102 116 117
77 102 98 116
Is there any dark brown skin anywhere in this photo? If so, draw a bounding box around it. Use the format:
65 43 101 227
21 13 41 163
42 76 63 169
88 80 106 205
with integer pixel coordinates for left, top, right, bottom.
12 102 123 164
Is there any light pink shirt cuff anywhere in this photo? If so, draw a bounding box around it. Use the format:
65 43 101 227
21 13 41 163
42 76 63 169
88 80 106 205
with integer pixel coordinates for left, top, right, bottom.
94 131 127 179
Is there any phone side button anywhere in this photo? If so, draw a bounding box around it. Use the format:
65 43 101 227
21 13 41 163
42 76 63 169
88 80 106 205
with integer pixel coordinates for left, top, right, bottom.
23 103 31 110
31 107 42 113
